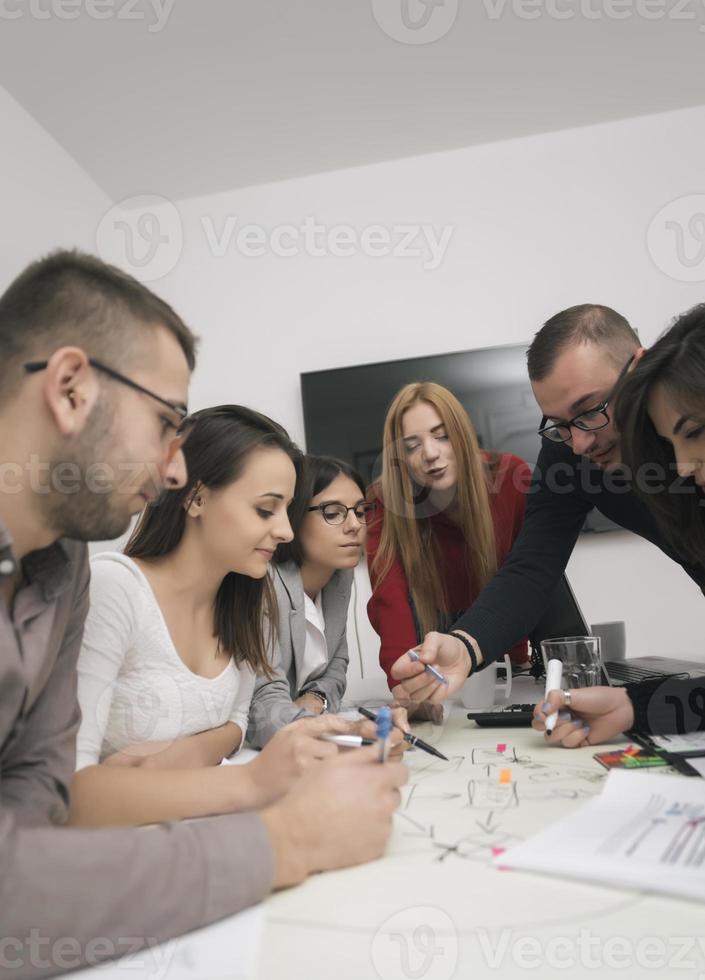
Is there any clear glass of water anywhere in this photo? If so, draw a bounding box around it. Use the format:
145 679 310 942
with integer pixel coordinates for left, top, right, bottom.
540 636 602 688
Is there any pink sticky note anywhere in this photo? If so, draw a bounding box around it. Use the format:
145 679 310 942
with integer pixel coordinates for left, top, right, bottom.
492 846 509 870
496 743 506 753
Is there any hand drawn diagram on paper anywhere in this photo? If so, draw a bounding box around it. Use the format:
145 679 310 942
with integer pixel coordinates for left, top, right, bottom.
391 733 607 866
264 718 659 940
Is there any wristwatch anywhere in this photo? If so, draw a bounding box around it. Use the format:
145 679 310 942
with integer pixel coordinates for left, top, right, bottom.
306 689 328 712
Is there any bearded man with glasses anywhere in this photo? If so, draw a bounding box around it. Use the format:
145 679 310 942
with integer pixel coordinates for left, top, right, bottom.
391 303 705 705
0 252 407 979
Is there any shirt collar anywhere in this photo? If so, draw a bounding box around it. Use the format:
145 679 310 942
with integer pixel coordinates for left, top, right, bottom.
0 513 72 601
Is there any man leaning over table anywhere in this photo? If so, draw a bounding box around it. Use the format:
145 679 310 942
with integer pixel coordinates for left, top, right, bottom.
391 304 705 720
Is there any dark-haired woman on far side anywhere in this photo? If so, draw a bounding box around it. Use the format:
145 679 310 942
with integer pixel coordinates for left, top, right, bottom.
70 407 365 827
248 455 403 747
534 304 705 747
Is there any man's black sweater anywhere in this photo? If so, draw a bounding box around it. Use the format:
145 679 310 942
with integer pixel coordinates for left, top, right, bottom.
453 439 705 664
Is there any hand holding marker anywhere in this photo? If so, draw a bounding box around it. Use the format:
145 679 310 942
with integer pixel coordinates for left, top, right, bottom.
544 659 563 735
376 706 393 763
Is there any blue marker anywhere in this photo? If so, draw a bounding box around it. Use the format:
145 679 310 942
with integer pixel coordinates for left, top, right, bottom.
376 705 393 763
406 648 449 686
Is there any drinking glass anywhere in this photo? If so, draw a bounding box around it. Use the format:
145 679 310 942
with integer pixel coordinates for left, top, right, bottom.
540 636 602 688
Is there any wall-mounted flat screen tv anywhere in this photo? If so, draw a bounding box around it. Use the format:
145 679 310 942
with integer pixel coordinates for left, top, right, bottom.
301 344 616 534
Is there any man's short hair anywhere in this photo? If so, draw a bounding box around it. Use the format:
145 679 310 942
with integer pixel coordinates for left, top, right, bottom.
527 304 639 382
0 249 198 400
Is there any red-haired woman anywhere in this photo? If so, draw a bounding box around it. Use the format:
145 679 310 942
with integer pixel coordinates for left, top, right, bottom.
367 382 531 703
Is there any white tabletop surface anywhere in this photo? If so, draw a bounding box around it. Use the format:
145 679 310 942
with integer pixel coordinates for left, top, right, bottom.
258 677 705 980
65 676 705 980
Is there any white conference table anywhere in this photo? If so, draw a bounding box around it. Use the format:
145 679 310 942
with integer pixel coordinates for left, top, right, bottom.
258 676 705 980
69 676 705 980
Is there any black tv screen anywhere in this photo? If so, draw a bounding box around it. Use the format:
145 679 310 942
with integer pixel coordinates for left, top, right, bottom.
300 344 615 533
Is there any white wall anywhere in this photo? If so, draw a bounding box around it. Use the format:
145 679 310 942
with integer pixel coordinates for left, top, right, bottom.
6 91 704 663
143 105 705 662
0 86 111 286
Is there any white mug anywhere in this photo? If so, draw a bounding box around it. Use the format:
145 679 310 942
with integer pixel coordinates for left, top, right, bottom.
458 655 512 710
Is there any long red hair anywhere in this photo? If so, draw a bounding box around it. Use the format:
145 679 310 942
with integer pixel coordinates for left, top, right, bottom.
370 382 497 636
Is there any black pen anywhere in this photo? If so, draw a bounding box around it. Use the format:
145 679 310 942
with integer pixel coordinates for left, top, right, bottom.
358 706 449 761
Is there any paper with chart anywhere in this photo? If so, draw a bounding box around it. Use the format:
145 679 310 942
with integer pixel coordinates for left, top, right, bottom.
498 768 705 901
392 738 608 865
265 721 648 933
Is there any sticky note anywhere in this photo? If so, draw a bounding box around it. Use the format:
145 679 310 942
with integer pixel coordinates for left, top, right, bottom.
492 846 509 870
496 743 506 753
499 768 511 784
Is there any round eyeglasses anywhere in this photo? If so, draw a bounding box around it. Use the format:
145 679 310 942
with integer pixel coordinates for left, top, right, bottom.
307 503 375 526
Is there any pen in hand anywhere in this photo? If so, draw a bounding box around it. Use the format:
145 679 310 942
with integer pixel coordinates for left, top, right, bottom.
406 648 449 686
318 734 375 748
358 706 449 762
376 706 392 763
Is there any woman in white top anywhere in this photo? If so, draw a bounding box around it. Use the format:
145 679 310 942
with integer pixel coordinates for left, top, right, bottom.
70 406 361 826
248 455 373 746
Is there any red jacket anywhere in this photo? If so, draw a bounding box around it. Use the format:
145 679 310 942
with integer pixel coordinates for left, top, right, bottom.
366 452 531 691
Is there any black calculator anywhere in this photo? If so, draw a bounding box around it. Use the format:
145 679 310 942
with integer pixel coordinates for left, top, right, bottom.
466 703 535 727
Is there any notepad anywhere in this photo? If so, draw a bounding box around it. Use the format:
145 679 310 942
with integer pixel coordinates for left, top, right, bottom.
496 769 705 902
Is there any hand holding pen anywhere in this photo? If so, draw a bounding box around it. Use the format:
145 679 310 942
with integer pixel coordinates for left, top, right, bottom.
390 633 477 705
376 706 393 763
358 706 449 762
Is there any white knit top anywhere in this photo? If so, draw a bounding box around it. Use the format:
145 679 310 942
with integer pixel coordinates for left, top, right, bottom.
76 553 255 770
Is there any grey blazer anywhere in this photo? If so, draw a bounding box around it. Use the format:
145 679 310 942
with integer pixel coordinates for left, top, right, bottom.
247 560 353 747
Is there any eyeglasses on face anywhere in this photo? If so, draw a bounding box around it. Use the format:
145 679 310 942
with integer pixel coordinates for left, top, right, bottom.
307 502 375 526
537 354 635 444
24 356 192 461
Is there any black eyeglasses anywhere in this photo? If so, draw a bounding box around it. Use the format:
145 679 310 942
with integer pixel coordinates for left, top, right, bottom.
537 355 635 444
24 357 192 461
307 502 375 526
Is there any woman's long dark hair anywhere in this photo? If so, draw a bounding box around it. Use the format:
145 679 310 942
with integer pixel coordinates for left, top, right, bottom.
125 405 301 676
275 455 365 567
616 303 705 572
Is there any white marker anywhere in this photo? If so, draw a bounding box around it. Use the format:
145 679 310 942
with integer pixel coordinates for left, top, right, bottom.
544 659 563 734
318 734 374 748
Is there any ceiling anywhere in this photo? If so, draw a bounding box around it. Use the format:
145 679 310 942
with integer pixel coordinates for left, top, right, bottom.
2 0 704 204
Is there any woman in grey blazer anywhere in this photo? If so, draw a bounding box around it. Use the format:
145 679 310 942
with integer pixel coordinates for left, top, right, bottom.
248 456 373 747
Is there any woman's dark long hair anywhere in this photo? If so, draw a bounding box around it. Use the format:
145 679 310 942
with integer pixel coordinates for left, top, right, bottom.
125 405 302 676
275 455 365 567
615 303 705 572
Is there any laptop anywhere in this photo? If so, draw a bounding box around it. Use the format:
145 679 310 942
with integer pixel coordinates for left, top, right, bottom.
555 576 705 687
